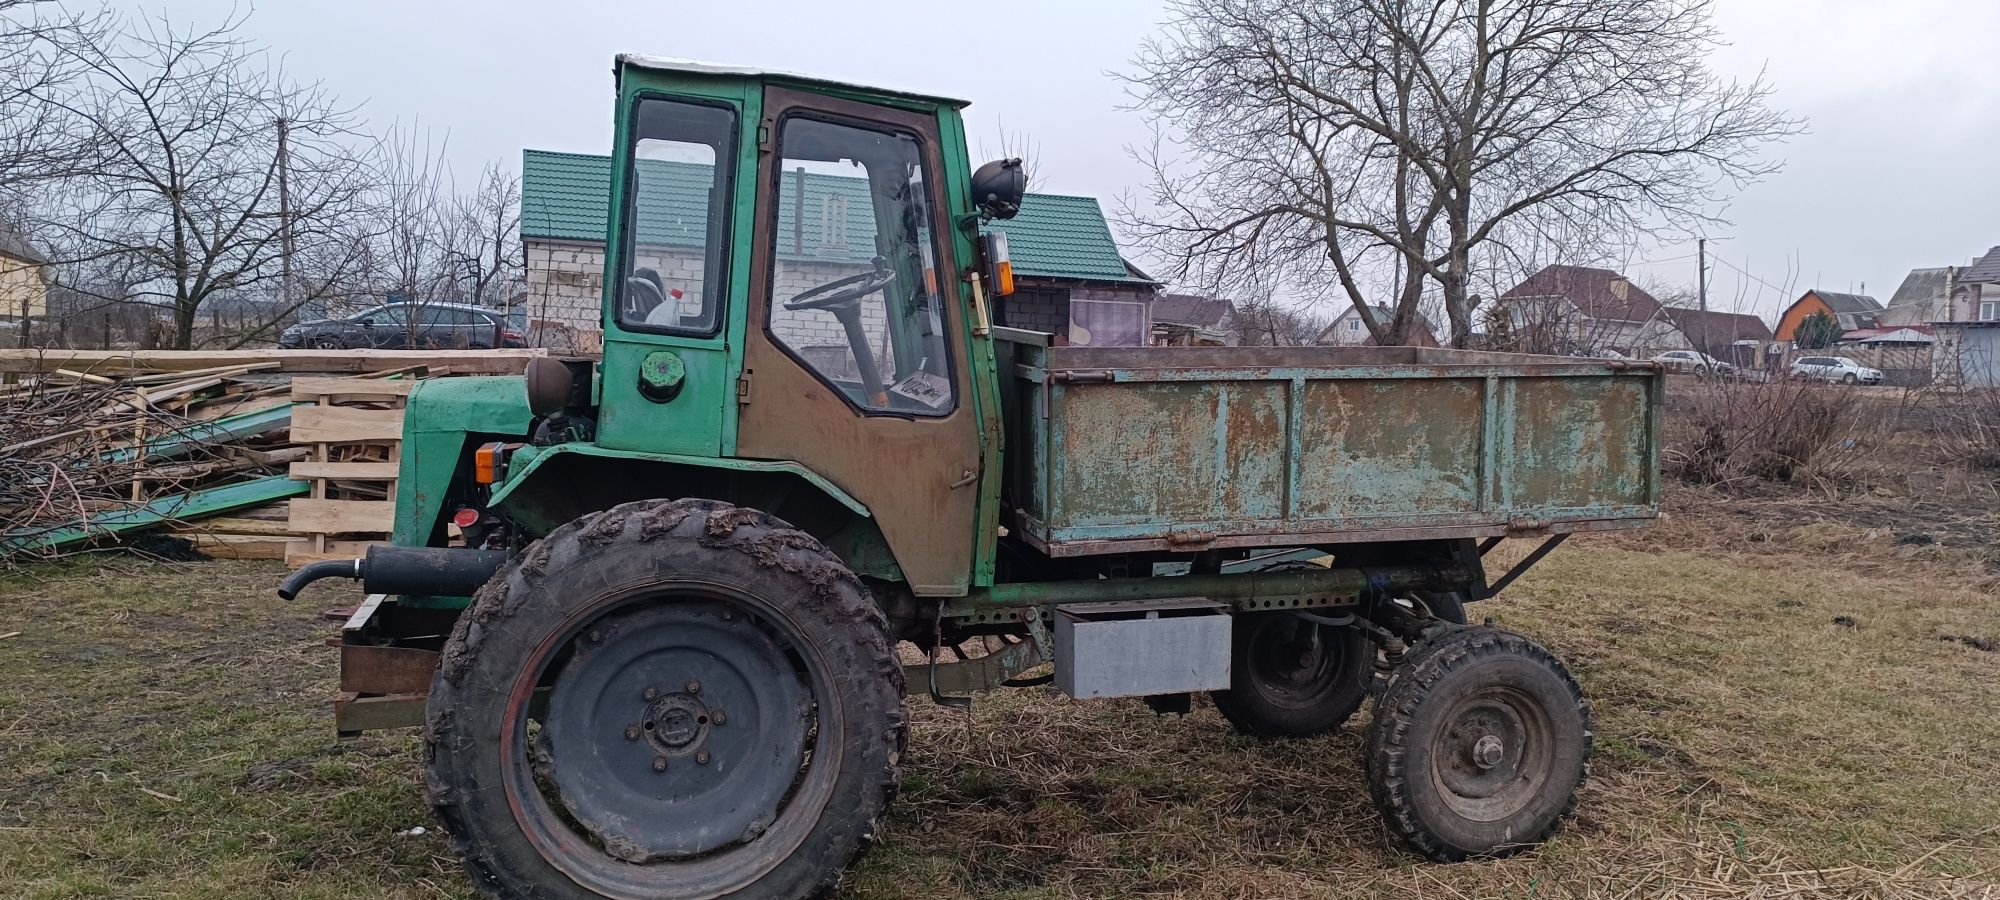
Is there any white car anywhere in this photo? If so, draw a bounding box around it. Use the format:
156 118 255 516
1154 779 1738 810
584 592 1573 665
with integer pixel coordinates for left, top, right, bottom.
1650 350 1734 376
1789 355 1883 385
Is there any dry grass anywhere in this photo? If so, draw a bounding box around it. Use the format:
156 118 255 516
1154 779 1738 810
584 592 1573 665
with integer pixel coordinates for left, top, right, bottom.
2 502 1998 898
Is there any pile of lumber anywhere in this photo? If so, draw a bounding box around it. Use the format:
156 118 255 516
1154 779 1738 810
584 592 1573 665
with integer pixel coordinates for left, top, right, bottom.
0 348 544 567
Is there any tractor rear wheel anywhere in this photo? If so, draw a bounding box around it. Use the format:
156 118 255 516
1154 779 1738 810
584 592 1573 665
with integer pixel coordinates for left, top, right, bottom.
425 498 906 899
1365 626 1590 861
1211 611 1374 736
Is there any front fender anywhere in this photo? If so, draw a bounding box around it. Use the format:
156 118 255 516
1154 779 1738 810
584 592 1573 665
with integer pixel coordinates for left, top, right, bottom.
392 375 535 547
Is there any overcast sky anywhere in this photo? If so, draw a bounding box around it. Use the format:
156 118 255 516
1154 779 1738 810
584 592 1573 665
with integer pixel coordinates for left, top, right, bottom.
137 0 2000 322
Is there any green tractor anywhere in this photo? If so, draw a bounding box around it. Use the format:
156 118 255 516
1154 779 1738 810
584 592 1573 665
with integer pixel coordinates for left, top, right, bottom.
282 55 1662 899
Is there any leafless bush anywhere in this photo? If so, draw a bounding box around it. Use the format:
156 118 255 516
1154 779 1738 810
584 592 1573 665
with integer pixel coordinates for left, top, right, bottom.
1668 378 1872 486
1925 387 2000 470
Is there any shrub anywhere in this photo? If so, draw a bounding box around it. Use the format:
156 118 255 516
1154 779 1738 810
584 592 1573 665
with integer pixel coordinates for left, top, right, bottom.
1668 378 1867 485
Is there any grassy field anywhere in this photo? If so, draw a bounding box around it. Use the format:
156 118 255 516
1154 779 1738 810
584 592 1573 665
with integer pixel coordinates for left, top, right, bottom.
1 496 1997 898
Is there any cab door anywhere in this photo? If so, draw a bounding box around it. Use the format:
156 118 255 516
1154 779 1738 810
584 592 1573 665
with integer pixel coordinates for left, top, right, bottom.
735 87 983 596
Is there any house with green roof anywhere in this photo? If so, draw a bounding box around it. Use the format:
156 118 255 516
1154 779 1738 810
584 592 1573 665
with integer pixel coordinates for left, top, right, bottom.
519 149 1156 350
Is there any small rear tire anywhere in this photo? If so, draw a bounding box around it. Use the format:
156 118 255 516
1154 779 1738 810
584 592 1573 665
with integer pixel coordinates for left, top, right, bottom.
1365 626 1591 861
1843 373 1858 385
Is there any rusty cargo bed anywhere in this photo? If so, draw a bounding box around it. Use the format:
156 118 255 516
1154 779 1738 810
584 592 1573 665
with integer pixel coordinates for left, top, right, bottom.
996 331 1662 558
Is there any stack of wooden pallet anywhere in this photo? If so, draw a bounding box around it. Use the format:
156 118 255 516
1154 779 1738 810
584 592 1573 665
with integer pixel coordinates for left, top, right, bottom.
286 377 410 567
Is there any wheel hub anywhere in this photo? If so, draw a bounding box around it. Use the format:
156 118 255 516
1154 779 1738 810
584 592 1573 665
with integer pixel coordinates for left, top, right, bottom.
1471 734 1506 770
640 691 716 755
1432 690 1556 821
542 601 811 862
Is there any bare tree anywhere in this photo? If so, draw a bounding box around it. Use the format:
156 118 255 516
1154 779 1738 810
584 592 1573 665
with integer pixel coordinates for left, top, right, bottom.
0 1 105 199
358 128 521 347
1234 293 1329 346
22 10 375 349
1125 0 1800 348
455 163 522 308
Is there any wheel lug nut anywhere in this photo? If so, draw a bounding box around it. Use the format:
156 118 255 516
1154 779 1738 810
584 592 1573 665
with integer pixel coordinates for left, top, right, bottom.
643 686 658 700
685 679 701 695
588 629 602 642
710 710 725 725
695 749 710 765
652 756 667 772
624 725 640 741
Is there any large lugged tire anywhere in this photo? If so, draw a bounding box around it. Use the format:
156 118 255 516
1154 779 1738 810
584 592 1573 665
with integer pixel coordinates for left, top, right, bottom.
1211 612 1374 736
425 498 907 899
1365 626 1591 861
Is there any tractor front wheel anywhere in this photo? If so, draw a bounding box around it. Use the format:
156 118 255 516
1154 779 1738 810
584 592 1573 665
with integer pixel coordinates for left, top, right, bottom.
1365 626 1591 861
425 499 906 899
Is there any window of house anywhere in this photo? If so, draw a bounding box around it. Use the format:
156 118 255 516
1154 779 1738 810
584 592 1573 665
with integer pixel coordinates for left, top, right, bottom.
1982 301 1999 322
1069 299 1149 347
1347 319 1360 331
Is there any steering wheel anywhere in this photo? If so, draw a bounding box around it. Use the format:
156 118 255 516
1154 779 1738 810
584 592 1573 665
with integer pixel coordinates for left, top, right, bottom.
783 261 896 312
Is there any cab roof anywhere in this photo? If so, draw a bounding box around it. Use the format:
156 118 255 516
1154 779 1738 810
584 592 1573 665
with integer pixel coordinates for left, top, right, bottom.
617 55 970 109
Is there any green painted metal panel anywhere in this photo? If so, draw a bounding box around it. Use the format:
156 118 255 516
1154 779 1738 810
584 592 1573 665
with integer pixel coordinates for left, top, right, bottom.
391 376 536 547
2 475 308 554
485 442 866 517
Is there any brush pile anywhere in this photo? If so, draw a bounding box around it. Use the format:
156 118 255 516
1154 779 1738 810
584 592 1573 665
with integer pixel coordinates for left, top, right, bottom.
0 362 313 566
0 348 546 568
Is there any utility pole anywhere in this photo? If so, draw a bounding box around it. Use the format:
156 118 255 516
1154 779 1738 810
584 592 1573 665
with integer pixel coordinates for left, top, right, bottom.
1697 237 1707 313
276 117 294 308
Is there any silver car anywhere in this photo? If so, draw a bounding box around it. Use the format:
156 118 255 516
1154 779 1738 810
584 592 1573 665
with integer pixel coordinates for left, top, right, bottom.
1788 355 1883 385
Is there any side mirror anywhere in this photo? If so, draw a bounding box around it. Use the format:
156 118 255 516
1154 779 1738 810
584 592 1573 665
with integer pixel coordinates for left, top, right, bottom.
970 158 1026 220
359 317 378 327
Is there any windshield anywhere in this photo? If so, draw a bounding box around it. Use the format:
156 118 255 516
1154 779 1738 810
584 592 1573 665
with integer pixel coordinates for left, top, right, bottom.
764 115 953 416
614 97 738 336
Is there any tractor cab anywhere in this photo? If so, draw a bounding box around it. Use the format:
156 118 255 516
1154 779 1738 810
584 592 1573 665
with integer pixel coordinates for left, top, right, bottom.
504 57 1024 596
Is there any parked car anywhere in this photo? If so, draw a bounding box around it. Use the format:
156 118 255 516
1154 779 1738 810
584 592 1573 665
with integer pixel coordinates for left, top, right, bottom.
1650 350 1735 376
1789 355 1883 385
279 302 522 350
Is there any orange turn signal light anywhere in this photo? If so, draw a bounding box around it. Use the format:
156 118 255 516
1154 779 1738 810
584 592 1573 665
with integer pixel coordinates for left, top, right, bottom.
474 442 519 485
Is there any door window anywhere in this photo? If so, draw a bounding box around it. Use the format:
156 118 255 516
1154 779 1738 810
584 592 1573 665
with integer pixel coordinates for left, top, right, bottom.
765 115 954 416
615 97 738 336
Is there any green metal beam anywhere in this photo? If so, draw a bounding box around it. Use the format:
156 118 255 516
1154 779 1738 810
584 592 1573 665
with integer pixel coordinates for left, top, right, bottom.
942 563 1477 620
1 474 309 555
98 402 296 465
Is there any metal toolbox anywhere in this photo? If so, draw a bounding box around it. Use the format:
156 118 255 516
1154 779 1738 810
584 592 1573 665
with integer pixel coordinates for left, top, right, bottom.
1054 598 1231 699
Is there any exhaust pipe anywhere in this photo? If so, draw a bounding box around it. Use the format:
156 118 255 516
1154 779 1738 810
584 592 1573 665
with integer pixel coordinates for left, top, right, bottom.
278 546 510 601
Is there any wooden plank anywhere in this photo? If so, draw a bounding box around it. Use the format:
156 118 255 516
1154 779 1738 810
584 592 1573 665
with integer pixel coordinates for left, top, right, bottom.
340 645 440 694
290 376 416 400
333 693 427 734
178 533 291 559
172 516 302 536
125 362 279 385
290 406 405 443
289 461 399 481
284 539 382 567
0 349 546 375
287 500 394 535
